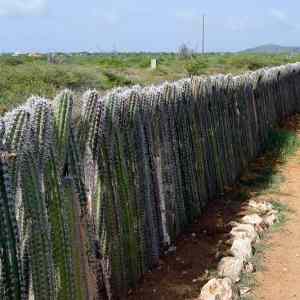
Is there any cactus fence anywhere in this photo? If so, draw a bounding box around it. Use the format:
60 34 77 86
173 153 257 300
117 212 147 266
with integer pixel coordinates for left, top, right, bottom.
1 63 300 299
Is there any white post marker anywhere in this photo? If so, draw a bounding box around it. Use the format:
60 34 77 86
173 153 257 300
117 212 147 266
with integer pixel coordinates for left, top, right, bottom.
151 58 157 70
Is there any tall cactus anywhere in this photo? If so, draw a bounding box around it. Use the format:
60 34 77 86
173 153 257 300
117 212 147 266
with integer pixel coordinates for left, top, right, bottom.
0 62 300 300
2 108 30 198
0 151 23 300
0 119 5 143
53 90 87 209
61 177 90 300
44 151 73 300
78 90 100 158
20 98 56 300
53 90 73 173
50 90 98 299
27 97 53 171
20 149 56 300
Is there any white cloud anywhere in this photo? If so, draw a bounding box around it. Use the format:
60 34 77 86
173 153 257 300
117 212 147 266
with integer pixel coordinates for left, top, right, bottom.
0 0 47 17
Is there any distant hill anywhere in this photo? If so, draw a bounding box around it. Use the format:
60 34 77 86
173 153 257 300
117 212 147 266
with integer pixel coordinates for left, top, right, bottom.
241 44 300 54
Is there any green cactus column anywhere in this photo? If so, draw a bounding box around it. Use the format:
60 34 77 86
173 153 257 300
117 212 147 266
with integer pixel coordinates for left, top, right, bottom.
61 177 90 300
53 90 73 174
0 151 24 300
2 109 30 200
21 150 56 300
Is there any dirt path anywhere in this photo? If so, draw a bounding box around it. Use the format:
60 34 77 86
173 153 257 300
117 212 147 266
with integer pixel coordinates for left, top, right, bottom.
129 115 300 300
255 131 300 299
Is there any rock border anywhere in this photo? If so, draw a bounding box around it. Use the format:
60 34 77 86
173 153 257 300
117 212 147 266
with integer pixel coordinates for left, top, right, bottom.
199 200 279 300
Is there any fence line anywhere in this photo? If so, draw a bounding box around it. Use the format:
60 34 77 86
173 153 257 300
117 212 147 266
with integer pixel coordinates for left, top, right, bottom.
1 63 300 299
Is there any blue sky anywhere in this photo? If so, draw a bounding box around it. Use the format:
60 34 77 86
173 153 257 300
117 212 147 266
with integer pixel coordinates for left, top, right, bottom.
0 0 300 52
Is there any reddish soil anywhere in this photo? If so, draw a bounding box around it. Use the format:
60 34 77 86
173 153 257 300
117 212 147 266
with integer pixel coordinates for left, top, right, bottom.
128 192 249 300
129 115 300 300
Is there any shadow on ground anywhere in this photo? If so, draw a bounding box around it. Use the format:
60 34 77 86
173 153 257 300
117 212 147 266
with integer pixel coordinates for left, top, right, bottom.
128 114 300 300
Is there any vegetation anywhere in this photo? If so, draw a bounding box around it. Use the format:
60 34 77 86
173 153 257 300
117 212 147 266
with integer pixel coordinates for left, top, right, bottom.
0 91 99 299
1 52 300 112
1 62 300 299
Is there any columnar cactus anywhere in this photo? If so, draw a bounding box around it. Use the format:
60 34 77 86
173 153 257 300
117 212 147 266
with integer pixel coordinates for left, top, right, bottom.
19 98 56 299
68 128 87 209
27 98 53 170
0 151 23 300
1 62 300 300
2 108 30 198
53 90 73 173
44 153 73 300
78 90 100 158
0 119 5 143
53 90 87 209
60 177 89 300
20 149 56 300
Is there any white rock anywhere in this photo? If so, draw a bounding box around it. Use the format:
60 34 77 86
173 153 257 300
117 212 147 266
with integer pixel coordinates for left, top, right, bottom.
241 214 268 234
241 214 264 227
230 238 253 262
218 257 244 282
264 211 278 227
248 200 273 214
240 287 251 296
244 262 255 273
254 223 265 235
230 223 259 244
199 278 240 300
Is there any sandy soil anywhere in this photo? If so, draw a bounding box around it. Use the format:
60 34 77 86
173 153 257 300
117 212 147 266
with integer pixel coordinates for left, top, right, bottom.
255 119 300 300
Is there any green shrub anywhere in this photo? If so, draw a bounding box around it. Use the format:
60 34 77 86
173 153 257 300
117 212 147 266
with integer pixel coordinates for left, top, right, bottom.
185 58 209 76
103 70 134 87
0 56 24 66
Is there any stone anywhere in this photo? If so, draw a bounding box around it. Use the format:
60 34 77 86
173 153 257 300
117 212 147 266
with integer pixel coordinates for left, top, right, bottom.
254 224 265 235
248 200 273 214
244 262 255 273
241 214 267 234
230 238 253 262
218 257 244 282
241 214 264 227
264 210 279 227
199 278 240 300
240 287 251 296
230 223 259 245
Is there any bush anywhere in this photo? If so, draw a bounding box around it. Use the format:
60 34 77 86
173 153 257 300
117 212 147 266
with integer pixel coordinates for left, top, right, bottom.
227 55 269 71
103 70 134 87
185 58 209 76
0 56 24 66
0 64 97 109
